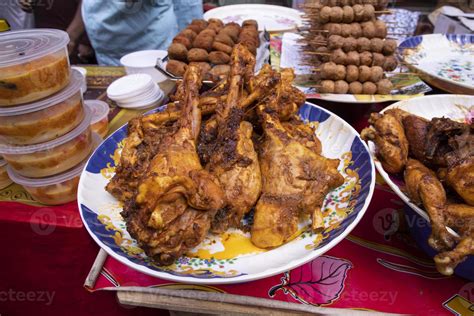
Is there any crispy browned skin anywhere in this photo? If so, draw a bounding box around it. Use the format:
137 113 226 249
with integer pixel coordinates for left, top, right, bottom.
251 107 344 248
402 114 430 164
435 203 474 275
404 159 456 251
361 109 409 173
121 66 225 265
206 44 262 233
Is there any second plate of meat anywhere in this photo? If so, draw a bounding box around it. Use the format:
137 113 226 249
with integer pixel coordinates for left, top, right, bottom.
78 46 375 284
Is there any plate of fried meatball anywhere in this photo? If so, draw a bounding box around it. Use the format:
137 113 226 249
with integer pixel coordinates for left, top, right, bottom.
163 18 269 80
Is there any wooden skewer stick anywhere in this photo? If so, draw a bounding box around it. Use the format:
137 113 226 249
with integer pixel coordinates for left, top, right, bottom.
304 52 331 56
375 10 392 14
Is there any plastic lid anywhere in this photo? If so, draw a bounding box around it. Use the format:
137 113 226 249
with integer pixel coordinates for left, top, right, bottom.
0 105 91 155
85 100 110 124
0 69 82 116
6 133 102 187
0 29 69 68
107 74 154 99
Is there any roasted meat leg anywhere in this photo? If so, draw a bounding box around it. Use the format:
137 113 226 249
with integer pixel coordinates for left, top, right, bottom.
251 108 344 248
404 159 456 251
207 44 262 233
361 109 409 173
122 65 225 265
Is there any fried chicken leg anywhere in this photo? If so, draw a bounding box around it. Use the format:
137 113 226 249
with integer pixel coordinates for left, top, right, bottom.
207 44 262 233
404 159 456 251
122 65 225 265
361 109 409 173
251 108 344 248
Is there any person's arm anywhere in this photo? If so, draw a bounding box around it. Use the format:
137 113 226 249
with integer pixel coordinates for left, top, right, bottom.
66 0 85 54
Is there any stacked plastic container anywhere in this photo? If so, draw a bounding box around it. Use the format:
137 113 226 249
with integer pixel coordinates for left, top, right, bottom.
0 29 104 205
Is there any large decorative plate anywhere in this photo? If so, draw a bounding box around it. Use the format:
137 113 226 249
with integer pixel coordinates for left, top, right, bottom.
203 4 303 33
398 34 474 94
279 33 432 104
78 101 375 284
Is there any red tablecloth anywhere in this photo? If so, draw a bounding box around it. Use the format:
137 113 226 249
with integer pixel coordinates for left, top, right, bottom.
0 67 471 315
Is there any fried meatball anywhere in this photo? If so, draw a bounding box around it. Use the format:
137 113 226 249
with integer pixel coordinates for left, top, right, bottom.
363 4 375 21
372 53 385 67
179 29 197 41
172 36 192 50
221 24 240 42
374 20 387 38
320 80 335 93
188 48 209 62
330 7 344 23
353 4 364 21
212 41 233 54
191 19 208 28
207 24 222 34
357 37 371 52
370 38 384 53
188 24 204 34
193 34 215 52
334 80 349 94
320 6 332 24
209 64 231 78
200 28 217 37
346 64 359 82
359 65 371 82
335 65 347 80
331 49 347 65
362 81 377 94
242 19 258 29
377 79 393 95
215 33 234 47
362 21 375 38
168 43 188 61
346 51 360 65
342 37 357 52
208 18 224 28
189 62 211 77
328 35 344 50
166 60 187 76
209 51 230 64
383 55 398 71
350 23 362 38
316 46 330 63
321 62 337 80
342 6 354 23
341 24 352 37
349 81 363 94
189 19 207 33
359 51 373 66
370 66 384 82
327 23 342 36
382 39 397 56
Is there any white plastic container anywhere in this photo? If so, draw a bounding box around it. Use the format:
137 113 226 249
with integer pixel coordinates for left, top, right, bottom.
7 133 102 205
0 69 85 145
85 100 109 138
0 106 93 178
0 29 71 106
0 158 12 189
71 66 87 94
120 50 168 83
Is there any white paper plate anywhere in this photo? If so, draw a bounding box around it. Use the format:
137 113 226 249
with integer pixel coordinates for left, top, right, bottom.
204 4 303 32
398 34 474 94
